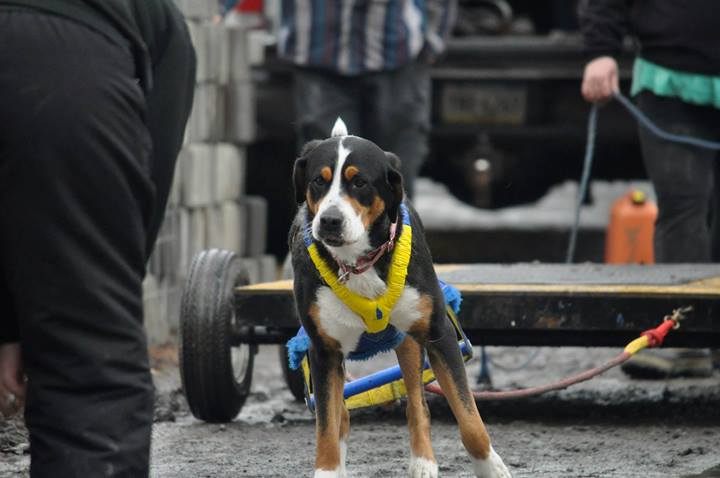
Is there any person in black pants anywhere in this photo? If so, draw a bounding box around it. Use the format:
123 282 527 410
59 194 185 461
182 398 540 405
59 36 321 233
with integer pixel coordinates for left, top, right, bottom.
580 0 718 378
0 1 195 476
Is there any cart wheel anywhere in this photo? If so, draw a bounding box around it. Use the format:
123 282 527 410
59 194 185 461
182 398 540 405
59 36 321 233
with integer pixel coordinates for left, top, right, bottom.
179 249 255 422
279 345 305 402
278 254 306 401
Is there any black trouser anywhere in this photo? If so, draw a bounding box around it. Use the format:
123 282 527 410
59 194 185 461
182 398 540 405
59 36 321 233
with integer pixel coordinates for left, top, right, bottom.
636 91 720 263
294 62 431 198
0 9 194 477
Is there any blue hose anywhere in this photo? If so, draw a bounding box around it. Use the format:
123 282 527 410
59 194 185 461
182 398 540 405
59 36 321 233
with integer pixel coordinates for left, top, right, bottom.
565 91 720 264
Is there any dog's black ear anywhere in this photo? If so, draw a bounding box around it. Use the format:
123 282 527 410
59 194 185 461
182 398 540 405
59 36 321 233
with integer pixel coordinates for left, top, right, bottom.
385 151 402 171
293 157 308 204
385 152 404 221
300 139 323 157
294 140 323 204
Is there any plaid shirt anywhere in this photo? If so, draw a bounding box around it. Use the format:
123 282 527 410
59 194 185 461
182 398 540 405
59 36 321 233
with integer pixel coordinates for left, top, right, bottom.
278 0 456 75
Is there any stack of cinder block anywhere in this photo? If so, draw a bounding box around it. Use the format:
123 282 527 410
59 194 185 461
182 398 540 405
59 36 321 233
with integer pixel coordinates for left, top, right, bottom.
144 1 277 345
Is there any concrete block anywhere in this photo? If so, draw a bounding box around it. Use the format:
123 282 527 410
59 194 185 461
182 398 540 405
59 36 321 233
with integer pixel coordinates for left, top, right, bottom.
164 281 183 332
248 30 273 66
221 201 246 254
239 195 267 257
215 25 231 85
180 144 214 207
174 0 217 20
188 22 231 84
227 26 251 81
205 205 223 249
167 156 183 208
150 208 181 281
189 208 208 257
143 274 171 346
258 254 278 282
187 84 225 143
178 207 208 278
226 81 256 144
185 21 207 82
214 143 246 202
240 256 261 284
178 208 192 278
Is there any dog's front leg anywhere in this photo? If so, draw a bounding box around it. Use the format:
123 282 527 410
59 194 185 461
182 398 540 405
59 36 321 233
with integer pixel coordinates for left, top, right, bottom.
309 346 348 478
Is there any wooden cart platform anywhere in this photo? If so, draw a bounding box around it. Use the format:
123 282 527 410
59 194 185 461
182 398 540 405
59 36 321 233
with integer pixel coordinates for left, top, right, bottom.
234 264 720 348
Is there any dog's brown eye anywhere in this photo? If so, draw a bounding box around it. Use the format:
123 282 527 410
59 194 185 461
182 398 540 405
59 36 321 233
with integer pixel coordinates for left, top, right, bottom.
352 177 367 189
313 176 325 186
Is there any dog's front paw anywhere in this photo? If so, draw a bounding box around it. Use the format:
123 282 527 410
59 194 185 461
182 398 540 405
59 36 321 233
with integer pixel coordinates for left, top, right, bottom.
472 447 512 478
408 456 438 478
314 469 346 478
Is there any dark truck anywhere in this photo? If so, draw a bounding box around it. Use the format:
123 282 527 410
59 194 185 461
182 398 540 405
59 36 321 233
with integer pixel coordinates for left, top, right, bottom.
248 0 641 257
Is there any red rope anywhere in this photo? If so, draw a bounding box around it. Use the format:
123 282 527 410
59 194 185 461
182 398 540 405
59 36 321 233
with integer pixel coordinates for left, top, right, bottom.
425 351 632 400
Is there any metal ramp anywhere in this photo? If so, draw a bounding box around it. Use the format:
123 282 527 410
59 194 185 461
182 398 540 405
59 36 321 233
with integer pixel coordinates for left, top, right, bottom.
234 264 720 348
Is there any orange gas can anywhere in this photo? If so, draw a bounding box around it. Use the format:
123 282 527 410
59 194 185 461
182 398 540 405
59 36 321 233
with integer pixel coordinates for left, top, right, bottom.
605 190 658 264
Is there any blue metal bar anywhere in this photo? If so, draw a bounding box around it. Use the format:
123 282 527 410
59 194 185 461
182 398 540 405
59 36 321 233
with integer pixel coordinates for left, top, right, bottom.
307 342 471 409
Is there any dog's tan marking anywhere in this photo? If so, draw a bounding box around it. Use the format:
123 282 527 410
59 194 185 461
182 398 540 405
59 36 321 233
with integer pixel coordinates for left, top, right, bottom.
344 195 386 229
428 353 491 460
306 191 319 215
315 364 345 471
339 399 350 440
396 337 435 462
344 165 359 181
408 294 433 339
321 166 333 182
309 303 342 351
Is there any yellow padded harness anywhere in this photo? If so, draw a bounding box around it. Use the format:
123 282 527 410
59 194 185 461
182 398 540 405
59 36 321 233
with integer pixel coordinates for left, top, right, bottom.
305 204 412 334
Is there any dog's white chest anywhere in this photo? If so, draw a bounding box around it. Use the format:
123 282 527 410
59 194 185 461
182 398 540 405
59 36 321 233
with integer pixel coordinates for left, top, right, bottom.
314 269 423 354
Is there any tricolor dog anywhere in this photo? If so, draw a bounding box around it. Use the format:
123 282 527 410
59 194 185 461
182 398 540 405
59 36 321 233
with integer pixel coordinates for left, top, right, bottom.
289 119 511 478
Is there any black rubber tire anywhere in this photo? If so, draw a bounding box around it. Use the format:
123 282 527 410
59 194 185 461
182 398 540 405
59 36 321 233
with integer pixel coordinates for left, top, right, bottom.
278 253 306 401
279 345 306 402
179 249 255 423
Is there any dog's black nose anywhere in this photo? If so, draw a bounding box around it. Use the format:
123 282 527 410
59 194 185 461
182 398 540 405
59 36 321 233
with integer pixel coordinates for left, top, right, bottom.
319 207 343 232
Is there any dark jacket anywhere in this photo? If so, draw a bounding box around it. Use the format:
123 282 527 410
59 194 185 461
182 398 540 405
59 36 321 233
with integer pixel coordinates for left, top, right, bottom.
0 0 190 93
0 0 196 344
580 0 720 75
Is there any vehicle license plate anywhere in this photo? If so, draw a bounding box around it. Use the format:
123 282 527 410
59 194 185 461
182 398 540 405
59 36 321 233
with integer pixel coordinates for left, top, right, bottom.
441 84 527 125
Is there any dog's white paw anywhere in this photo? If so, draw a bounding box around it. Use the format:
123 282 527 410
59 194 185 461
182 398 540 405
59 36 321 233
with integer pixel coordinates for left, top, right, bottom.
408 456 439 478
314 469 345 478
472 447 512 478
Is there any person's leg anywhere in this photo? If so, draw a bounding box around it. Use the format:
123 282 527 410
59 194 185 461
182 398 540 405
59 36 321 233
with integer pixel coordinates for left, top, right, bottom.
710 151 720 262
0 12 155 476
636 91 718 263
623 91 718 379
293 68 361 147
364 62 431 199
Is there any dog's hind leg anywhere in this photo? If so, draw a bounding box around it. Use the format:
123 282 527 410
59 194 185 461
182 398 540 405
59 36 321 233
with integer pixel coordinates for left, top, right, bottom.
395 336 437 478
426 317 512 478
309 346 348 478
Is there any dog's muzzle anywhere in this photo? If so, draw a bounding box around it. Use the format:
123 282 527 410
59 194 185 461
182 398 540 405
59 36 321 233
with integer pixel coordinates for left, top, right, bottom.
317 206 345 246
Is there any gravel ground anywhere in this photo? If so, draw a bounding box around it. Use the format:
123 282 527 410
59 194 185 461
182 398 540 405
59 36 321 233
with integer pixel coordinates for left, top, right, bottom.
2 345 719 478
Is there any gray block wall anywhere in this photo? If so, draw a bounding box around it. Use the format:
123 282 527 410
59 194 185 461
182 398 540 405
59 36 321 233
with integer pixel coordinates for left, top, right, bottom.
144 4 276 345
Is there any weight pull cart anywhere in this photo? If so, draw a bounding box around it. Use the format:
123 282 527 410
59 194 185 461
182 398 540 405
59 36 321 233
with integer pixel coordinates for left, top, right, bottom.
179 248 720 423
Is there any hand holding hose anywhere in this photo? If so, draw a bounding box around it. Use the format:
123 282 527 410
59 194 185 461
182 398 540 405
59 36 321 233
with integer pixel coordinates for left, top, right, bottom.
582 56 620 104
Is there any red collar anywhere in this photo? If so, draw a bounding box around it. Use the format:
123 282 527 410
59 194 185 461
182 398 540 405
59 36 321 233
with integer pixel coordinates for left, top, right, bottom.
334 220 398 283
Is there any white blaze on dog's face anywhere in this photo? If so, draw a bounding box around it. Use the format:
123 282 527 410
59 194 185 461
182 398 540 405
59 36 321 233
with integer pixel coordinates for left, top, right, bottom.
292 118 403 263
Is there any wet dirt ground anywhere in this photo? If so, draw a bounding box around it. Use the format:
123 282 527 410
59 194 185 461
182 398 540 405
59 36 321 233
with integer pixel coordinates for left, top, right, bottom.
1 345 719 477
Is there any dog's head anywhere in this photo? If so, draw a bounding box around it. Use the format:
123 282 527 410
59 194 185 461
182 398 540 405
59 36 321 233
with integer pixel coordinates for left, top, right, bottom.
293 118 404 253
